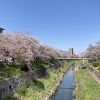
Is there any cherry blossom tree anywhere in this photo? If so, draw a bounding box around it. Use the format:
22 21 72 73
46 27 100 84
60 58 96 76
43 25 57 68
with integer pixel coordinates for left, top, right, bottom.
83 42 100 59
0 32 65 70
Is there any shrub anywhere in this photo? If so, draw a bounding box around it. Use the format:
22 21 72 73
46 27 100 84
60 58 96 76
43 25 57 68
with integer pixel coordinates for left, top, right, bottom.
92 62 99 67
20 64 29 71
35 66 47 77
32 80 45 90
98 66 100 71
0 62 6 69
4 95 17 100
16 84 28 96
31 57 47 69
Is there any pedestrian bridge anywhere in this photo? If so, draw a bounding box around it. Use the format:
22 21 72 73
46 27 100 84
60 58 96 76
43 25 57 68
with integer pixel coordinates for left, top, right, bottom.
56 57 92 60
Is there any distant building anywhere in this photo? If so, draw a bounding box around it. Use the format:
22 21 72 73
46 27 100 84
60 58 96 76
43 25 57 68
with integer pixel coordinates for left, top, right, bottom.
69 48 74 55
0 27 5 33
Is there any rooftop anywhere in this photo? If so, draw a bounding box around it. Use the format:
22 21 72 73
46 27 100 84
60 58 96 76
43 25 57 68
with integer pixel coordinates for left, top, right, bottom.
0 27 5 30
0 27 5 33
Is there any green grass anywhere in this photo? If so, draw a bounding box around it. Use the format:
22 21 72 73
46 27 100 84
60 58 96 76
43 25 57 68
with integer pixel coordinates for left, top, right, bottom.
75 69 100 100
90 59 100 71
95 60 100 71
75 60 82 66
7 61 71 100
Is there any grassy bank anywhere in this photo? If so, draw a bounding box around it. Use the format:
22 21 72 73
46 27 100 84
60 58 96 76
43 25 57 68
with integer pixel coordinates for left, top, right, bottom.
75 69 100 100
5 61 71 100
92 60 100 71
0 63 24 80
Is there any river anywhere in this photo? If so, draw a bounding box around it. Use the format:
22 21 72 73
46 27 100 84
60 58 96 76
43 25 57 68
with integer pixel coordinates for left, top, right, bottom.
51 65 74 100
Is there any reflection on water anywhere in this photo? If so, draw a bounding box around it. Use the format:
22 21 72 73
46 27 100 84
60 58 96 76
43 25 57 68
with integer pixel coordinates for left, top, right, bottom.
51 66 74 100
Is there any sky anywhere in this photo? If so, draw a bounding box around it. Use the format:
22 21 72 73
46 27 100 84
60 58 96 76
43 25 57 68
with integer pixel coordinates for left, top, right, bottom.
0 0 100 53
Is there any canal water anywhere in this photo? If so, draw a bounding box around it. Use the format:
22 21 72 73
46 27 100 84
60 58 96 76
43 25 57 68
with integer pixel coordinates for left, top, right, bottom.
51 66 74 100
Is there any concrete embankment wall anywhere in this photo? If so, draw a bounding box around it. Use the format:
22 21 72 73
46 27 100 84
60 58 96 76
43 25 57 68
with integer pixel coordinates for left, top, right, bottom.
0 62 64 99
0 71 35 99
0 65 57 99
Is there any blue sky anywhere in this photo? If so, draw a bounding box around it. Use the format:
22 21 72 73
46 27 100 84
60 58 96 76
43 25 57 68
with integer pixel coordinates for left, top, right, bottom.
0 0 100 53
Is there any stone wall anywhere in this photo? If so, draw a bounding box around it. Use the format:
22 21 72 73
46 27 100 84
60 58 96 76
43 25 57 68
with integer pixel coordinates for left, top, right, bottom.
0 71 35 99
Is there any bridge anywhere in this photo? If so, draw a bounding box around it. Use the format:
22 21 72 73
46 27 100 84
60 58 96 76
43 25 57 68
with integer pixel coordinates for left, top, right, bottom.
56 57 92 60
56 57 92 65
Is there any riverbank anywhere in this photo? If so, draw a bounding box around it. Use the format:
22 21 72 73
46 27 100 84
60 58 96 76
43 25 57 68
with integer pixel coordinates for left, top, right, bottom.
75 69 100 100
4 61 71 100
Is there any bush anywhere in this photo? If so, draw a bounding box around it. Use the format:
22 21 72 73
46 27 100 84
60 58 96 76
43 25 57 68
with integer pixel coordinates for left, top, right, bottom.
35 66 47 77
4 95 17 100
20 64 29 71
98 66 100 71
31 57 46 69
0 62 6 69
88 58 96 63
92 62 99 67
32 80 45 90
16 83 28 96
49 59 61 68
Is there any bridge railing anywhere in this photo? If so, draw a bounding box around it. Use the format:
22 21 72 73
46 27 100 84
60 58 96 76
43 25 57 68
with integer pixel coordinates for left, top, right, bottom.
56 57 92 60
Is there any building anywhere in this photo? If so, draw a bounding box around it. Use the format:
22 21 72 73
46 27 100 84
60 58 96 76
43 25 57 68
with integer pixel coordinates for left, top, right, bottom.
67 48 75 57
67 48 74 57
0 27 5 33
